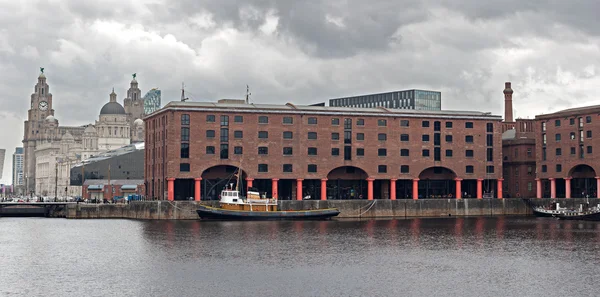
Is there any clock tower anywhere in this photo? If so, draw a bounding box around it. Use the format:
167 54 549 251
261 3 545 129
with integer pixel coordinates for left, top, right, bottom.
22 68 55 195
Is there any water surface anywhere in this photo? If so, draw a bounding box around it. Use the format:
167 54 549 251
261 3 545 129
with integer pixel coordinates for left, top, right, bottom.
1 217 599 297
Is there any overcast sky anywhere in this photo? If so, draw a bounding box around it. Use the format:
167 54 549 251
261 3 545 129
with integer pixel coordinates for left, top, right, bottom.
0 0 599 184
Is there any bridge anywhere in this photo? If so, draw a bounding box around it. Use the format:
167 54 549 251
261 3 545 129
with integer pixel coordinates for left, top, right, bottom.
0 202 77 217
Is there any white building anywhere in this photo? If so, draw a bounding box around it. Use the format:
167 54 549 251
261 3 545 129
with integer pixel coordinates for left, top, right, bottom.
34 131 82 197
23 71 146 196
95 89 131 151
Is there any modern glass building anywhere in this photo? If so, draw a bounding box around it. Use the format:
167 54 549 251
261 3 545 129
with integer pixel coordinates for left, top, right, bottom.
143 88 161 114
329 89 441 111
12 147 23 187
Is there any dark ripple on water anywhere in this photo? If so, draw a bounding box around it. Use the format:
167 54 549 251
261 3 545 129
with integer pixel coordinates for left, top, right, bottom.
2 217 600 297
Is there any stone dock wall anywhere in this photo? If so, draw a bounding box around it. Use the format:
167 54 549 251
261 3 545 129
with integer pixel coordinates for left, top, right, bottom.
65 198 600 220
64 198 600 220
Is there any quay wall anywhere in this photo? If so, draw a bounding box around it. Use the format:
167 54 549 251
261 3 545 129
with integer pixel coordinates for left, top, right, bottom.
64 198 600 220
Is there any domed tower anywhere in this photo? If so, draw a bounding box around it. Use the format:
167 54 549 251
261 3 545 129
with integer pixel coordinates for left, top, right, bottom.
95 89 130 151
123 73 145 142
23 68 55 194
43 115 59 143
133 118 144 143
60 131 75 153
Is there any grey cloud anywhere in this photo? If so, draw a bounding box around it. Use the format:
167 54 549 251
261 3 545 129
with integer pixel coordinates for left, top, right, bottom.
439 0 600 36
0 0 600 183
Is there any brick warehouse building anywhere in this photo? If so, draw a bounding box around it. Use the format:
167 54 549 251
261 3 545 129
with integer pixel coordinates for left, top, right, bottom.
535 105 600 199
145 100 504 201
501 82 537 198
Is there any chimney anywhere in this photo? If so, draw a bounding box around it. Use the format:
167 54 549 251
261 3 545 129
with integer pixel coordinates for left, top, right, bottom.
503 82 514 122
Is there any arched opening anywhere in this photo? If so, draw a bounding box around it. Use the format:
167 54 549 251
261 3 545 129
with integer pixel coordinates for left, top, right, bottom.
326 166 368 200
568 164 597 198
418 167 457 198
199 165 248 201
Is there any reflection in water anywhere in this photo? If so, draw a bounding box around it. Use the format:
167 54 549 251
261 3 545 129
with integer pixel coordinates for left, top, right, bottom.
474 217 484 247
2 217 600 297
495 216 505 240
410 218 421 247
454 217 464 248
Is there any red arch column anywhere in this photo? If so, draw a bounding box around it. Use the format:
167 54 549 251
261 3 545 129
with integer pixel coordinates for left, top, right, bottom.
194 178 202 201
565 177 571 199
320 178 327 200
367 178 374 200
271 178 279 199
455 178 462 199
296 179 303 201
412 178 419 200
549 178 556 198
390 179 397 200
596 177 600 198
497 178 503 199
536 178 542 198
167 178 175 201
476 179 483 199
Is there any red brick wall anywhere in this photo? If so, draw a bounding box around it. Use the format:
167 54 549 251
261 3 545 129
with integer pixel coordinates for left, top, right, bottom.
502 141 536 197
536 111 600 179
146 107 503 199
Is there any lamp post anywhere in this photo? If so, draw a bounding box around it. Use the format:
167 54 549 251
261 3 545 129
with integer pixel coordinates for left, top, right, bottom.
54 162 58 202
25 173 28 199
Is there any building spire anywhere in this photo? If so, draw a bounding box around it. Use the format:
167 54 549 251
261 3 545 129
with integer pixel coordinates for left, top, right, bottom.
181 82 188 102
109 88 117 102
246 85 251 104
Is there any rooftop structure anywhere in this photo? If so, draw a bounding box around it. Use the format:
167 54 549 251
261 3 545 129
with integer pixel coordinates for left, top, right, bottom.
329 89 441 111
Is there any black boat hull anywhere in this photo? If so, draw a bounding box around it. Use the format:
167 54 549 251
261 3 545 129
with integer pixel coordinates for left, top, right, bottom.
532 210 555 218
556 212 600 221
196 205 340 220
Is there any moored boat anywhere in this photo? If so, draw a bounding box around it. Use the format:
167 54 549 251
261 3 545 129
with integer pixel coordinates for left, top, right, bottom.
196 168 340 220
528 201 568 217
524 199 600 221
554 203 600 221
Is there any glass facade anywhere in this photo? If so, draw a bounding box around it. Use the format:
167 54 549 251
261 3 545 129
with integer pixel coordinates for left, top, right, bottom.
328 89 441 111
143 89 161 115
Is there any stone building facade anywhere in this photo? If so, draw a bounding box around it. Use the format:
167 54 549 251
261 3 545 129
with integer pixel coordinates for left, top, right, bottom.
145 101 504 201
23 72 87 195
124 76 145 143
22 71 146 196
95 89 131 151
34 131 83 197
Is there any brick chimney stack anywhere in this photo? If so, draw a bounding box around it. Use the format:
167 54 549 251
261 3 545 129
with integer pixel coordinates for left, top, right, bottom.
503 82 514 122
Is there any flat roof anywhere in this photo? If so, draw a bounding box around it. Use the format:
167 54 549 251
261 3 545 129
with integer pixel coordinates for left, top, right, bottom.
536 104 600 120
329 89 441 100
146 101 501 120
73 142 144 167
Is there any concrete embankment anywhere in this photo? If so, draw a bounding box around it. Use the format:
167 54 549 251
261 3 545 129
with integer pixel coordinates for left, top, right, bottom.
64 198 600 220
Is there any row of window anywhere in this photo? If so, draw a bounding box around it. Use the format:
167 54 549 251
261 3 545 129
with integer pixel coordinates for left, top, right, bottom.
541 146 593 159
541 164 565 173
182 145 485 159
543 131 592 143
192 129 482 143
179 163 493 174
181 114 487 129
547 116 592 129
